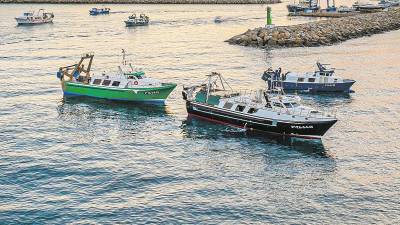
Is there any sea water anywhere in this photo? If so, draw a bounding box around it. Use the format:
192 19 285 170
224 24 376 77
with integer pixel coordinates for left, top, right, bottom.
0 3 399 224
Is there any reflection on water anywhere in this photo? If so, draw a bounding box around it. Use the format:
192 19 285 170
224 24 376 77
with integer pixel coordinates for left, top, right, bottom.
181 117 333 158
57 96 173 120
299 92 354 107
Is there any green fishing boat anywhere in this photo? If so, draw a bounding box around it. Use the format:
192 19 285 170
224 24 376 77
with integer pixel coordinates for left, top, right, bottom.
57 51 176 104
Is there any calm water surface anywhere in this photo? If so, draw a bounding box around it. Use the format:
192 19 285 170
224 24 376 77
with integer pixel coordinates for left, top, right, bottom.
0 2 399 224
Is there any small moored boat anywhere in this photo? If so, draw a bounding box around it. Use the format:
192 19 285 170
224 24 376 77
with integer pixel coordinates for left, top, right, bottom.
57 50 176 104
353 2 386 13
182 72 337 139
89 8 110 15
15 9 54 25
214 16 223 23
261 62 355 93
125 14 149 27
287 0 320 13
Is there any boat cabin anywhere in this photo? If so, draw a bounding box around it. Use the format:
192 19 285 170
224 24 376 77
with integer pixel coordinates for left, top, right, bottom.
74 70 153 88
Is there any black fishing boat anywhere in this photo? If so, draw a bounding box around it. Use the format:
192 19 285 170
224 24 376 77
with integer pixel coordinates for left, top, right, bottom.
182 72 337 139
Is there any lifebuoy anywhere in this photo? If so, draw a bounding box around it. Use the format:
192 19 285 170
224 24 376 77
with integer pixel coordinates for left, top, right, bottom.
133 81 138 85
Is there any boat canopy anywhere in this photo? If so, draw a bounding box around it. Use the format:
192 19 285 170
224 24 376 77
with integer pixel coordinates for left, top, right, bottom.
125 71 145 77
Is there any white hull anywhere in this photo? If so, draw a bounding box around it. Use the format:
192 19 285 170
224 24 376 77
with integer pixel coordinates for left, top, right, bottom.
15 18 53 25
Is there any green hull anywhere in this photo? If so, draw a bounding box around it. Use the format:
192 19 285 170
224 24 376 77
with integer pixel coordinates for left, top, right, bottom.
62 81 176 103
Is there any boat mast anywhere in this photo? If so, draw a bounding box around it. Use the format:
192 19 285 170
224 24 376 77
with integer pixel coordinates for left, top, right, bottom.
206 73 212 103
122 49 127 66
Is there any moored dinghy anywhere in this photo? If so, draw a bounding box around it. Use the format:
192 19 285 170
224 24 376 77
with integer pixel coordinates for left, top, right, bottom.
56 50 176 104
262 62 356 93
182 72 337 139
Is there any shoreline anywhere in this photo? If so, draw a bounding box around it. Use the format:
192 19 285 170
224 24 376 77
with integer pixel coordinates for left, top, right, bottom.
0 0 281 4
226 8 400 48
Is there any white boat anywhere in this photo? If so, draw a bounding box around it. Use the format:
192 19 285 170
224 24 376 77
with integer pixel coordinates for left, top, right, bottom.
15 9 54 25
125 14 149 27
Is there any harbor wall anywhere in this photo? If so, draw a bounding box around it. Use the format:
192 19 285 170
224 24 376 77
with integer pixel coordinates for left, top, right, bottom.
226 8 400 48
0 0 281 4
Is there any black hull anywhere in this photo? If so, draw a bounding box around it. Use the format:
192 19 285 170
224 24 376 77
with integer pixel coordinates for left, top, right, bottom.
186 101 337 139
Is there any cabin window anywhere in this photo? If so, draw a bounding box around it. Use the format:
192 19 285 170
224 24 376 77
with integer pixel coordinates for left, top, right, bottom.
308 78 316 82
111 81 120 87
77 76 85 82
235 105 245 112
334 79 338 83
248 108 258 114
297 78 304 82
283 103 292 108
93 79 102 85
102 80 111 86
273 102 283 108
223 102 233 109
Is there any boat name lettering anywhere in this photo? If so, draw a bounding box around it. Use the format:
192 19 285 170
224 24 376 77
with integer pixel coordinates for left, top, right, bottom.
291 125 314 129
144 91 160 95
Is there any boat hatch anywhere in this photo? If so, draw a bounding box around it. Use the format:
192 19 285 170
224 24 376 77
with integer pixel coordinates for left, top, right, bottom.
102 80 111 86
223 102 233 109
235 105 245 112
248 107 258 114
93 79 102 85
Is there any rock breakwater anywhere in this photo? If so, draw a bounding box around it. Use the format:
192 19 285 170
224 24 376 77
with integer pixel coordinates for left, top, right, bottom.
0 0 281 4
227 8 400 48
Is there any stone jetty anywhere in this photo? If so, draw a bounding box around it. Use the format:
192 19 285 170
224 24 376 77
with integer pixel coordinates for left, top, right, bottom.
227 8 400 48
0 0 281 3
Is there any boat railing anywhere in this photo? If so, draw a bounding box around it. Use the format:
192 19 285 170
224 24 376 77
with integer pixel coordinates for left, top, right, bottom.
271 106 336 119
218 89 264 101
217 89 336 118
